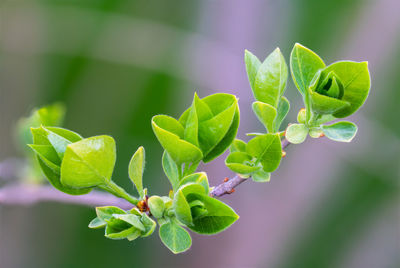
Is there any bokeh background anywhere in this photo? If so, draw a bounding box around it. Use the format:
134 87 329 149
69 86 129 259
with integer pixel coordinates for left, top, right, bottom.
1 0 399 267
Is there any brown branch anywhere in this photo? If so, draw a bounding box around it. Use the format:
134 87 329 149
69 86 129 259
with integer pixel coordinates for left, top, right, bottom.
0 183 133 210
210 138 291 197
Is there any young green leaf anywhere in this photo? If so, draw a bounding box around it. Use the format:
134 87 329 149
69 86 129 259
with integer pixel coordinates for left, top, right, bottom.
229 139 247 153
96 206 126 221
105 218 140 240
37 156 91 195
61 136 116 188
198 98 237 156
244 49 262 91
28 144 61 173
285 124 308 144
290 43 325 96
88 217 106 229
252 169 271 182
162 151 180 192
225 152 260 174
253 48 288 108
185 193 239 235
159 218 192 254
274 96 290 132
247 134 282 172
178 172 209 195
252 101 277 133
152 115 203 165
128 146 145 198
321 121 358 142
173 183 206 226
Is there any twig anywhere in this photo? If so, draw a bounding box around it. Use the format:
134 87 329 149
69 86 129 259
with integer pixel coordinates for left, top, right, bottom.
210 138 291 197
0 183 133 210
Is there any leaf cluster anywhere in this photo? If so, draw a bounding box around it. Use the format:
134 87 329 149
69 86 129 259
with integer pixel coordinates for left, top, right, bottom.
25 42 371 254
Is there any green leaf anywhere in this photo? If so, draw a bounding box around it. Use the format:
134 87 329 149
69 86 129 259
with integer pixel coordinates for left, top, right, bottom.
290 43 325 96
112 214 145 232
253 48 288 107
309 90 350 115
152 115 203 165
321 121 358 142
203 107 239 163
285 124 308 144
225 152 260 174
247 134 282 172
178 172 209 195
37 156 91 195
252 101 277 133
252 170 271 182
186 193 239 235
275 96 290 132
321 61 371 118
128 146 145 198
28 144 61 172
43 127 83 159
178 93 240 163
162 151 180 192
244 49 262 91
105 218 139 240
61 136 116 188
229 139 247 153
184 94 200 147
96 206 126 221
198 97 237 156
159 218 192 254
140 213 157 237
88 217 106 229
31 126 83 160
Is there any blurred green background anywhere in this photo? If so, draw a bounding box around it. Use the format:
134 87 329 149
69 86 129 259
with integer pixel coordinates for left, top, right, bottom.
1 0 399 267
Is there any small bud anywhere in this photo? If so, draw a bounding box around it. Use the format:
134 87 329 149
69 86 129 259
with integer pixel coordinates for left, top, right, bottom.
228 189 235 194
223 177 229 182
137 200 149 212
282 151 287 158
148 195 165 219
319 133 325 138
297 108 306 124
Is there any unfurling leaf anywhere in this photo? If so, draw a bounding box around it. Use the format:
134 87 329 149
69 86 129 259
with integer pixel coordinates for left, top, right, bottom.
322 121 358 142
185 193 239 235
285 124 308 144
128 146 145 198
225 152 260 175
310 61 371 117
